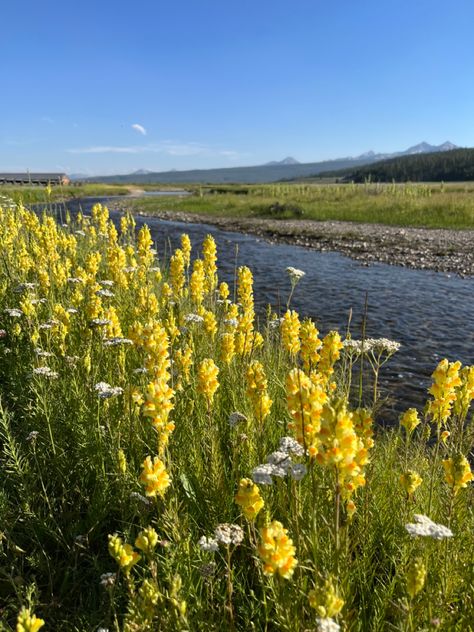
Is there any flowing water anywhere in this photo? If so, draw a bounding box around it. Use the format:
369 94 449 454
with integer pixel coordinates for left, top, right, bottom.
52 196 474 422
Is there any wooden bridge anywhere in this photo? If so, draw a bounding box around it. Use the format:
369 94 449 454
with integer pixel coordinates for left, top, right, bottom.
0 173 70 186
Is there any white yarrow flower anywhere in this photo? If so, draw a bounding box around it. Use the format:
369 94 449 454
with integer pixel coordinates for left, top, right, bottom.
198 536 219 552
5 308 22 318
286 266 306 282
33 366 58 378
94 382 123 399
184 313 204 324
279 436 305 456
405 514 453 540
214 524 244 546
103 337 134 347
317 618 340 632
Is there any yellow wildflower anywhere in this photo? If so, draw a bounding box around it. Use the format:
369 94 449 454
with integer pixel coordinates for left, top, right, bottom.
308 577 344 618
139 456 171 497
299 318 321 371
220 332 235 365
281 309 301 355
180 233 191 269
286 368 327 454
442 454 473 495
258 520 298 579
235 478 264 520
406 557 426 599
108 534 141 573
400 470 423 497
246 360 272 422
16 608 45 632
427 359 462 425
135 526 159 555
197 358 219 405
400 408 420 434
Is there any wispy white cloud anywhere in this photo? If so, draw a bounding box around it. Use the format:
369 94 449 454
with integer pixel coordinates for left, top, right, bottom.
131 123 147 136
41 116 54 124
68 141 240 158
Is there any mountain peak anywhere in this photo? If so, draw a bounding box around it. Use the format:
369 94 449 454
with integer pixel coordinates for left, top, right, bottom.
403 141 458 155
265 156 300 166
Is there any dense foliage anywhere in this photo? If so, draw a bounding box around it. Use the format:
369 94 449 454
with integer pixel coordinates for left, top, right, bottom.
0 197 473 631
325 148 474 183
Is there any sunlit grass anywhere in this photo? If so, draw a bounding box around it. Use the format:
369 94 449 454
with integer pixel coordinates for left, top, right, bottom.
0 197 473 630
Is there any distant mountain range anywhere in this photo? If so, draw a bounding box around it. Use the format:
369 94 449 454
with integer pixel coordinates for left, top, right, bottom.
81 141 458 184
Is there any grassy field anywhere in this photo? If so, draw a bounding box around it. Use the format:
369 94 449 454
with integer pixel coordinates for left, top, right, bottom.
0 195 473 630
128 182 474 229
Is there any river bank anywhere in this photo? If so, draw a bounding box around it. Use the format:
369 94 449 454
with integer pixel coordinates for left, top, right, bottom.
110 202 474 276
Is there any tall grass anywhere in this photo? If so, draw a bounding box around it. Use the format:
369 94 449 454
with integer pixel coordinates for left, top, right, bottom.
129 182 474 229
0 198 473 631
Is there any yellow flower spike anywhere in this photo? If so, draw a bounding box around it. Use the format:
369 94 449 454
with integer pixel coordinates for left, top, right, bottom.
117 449 127 474
281 309 301 355
180 233 192 269
318 330 343 379
108 534 141 573
135 526 159 555
258 520 298 579
286 367 327 454
299 318 321 371
246 360 272 422
235 478 264 520
400 470 423 497
190 259 205 306
442 454 473 495
197 358 219 405
139 456 171 497
400 408 420 434
16 607 45 632
308 577 344 618
427 358 462 425
202 234 218 293
220 332 235 365
453 365 474 419
219 281 230 300
201 308 217 339
169 248 185 298
406 557 426 599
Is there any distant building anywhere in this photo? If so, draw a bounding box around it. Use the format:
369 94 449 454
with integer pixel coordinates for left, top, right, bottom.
0 173 70 186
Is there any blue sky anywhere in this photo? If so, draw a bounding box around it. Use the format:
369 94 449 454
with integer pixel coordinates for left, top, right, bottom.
2 0 474 175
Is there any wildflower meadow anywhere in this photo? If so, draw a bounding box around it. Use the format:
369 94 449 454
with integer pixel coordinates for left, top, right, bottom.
0 198 473 631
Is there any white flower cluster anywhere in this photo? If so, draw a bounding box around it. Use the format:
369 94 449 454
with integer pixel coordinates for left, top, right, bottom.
228 411 248 428
224 318 238 328
39 319 60 330
4 308 22 318
94 382 123 399
317 618 340 632
33 366 58 378
67 277 83 284
199 524 244 551
99 280 114 287
67 307 78 314
405 514 453 540
14 282 37 293
96 288 115 298
252 437 307 485
34 348 54 358
343 338 401 355
100 572 116 589
286 266 306 282
26 430 39 442
90 318 112 327
103 337 134 347
184 313 204 324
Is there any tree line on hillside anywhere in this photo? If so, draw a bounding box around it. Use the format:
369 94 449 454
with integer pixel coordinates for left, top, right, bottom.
320 148 474 182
